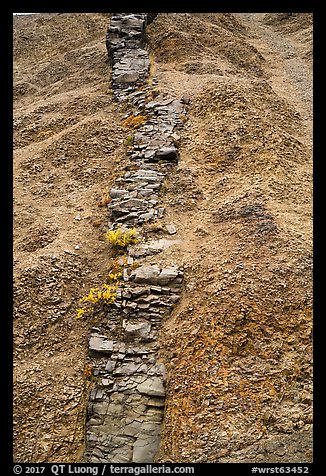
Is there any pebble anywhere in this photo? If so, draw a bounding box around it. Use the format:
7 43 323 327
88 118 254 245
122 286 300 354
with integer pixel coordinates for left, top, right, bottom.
166 224 177 235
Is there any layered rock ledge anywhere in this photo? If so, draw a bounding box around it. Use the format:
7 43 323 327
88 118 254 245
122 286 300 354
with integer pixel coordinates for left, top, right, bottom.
83 13 186 463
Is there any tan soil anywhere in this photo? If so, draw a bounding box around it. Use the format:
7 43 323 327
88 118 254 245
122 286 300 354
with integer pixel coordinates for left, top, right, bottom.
147 13 313 463
13 13 312 463
13 13 130 463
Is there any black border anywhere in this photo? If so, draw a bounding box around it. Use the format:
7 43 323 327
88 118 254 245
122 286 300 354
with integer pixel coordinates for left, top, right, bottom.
3 7 14 473
8 0 320 13
5 2 321 474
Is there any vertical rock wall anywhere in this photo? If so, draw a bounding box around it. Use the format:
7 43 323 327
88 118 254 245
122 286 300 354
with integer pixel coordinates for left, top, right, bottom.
83 13 186 463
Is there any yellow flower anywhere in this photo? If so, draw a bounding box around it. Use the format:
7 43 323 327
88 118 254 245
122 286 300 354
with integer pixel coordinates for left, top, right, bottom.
108 271 122 282
105 227 138 248
76 307 87 319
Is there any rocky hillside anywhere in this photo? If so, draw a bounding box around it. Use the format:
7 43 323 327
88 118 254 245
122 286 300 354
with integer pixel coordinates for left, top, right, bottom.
13 13 312 463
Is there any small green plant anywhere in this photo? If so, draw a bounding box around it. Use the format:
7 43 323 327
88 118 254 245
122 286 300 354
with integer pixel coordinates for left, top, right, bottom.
124 134 134 147
105 227 138 248
130 261 141 270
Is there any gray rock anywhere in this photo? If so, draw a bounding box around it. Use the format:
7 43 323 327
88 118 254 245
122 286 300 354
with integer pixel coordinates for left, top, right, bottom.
138 188 154 197
138 303 150 310
134 132 148 144
131 265 161 284
156 267 179 285
156 146 179 161
141 422 162 436
120 198 147 210
166 224 177 235
157 207 165 218
89 335 114 355
90 388 107 404
132 435 160 463
123 321 151 338
170 293 181 303
110 189 128 199
129 286 149 297
150 286 162 294
123 423 141 437
171 99 186 112
137 363 149 373
135 176 160 183
137 377 165 397
106 403 124 416
130 151 143 160
126 345 150 355
137 169 162 178
115 71 140 85
145 397 165 407
117 342 126 354
151 363 167 379
139 211 155 221
109 204 129 217
144 149 156 160
114 362 140 375
105 360 116 372
145 100 161 110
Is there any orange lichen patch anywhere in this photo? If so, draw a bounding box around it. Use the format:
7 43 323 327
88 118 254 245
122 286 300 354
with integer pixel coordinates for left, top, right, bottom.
97 190 110 207
121 114 147 129
83 364 93 379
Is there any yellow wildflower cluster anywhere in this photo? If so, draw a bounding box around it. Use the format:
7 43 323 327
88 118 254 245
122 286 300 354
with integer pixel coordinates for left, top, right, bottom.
80 284 117 305
76 283 117 319
105 227 138 248
76 308 88 319
108 271 123 282
75 253 138 319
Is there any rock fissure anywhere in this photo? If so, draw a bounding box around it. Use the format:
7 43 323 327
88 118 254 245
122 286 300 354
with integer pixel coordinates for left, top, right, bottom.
83 13 185 463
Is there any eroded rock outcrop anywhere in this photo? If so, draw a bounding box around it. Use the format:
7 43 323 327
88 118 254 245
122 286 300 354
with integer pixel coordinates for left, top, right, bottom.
83 13 186 463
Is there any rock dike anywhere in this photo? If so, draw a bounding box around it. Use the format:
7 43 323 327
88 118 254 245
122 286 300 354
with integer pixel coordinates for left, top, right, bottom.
83 13 186 463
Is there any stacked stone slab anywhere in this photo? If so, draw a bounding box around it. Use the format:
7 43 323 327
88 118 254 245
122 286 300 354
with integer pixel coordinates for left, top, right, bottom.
83 13 186 463
107 13 157 93
107 99 187 228
83 266 183 463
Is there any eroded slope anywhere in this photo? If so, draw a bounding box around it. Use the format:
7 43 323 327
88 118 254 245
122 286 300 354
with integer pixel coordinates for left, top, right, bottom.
13 12 313 464
145 13 313 463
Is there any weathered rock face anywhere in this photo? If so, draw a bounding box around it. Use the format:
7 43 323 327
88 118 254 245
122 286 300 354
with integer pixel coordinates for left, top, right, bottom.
83 269 184 463
83 12 186 463
106 13 156 88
